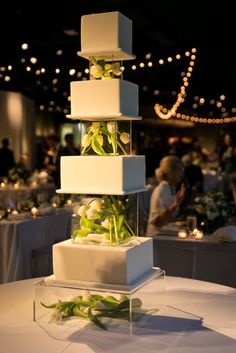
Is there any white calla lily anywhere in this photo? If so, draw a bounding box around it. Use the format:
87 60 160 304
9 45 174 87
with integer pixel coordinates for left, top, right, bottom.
90 64 103 79
97 135 104 146
78 205 87 217
120 132 130 144
112 62 121 76
86 207 98 220
82 134 90 147
90 122 100 132
107 121 117 133
90 198 103 211
101 218 111 229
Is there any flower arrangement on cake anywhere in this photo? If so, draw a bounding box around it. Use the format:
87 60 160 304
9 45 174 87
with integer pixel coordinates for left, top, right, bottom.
41 289 144 331
81 121 130 155
90 56 122 79
72 195 136 245
186 191 235 234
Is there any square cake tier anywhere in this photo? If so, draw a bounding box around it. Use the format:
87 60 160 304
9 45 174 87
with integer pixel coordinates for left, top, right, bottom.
58 155 146 195
67 79 141 120
52 237 153 285
78 11 135 60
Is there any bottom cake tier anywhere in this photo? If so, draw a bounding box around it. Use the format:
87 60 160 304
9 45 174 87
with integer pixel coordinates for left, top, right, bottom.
49 237 153 286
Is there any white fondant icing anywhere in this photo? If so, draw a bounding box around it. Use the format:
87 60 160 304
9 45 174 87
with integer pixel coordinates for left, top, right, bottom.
58 155 146 195
69 79 140 120
52 237 153 285
48 11 154 289
78 12 135 60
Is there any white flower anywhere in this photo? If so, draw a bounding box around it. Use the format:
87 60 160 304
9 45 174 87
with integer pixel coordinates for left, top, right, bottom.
101 218 111 229
86 207 98 220
120 132 130 144
90 198 103 211
105 63 112 72
50 309 62 322
90 122 100 132
67 295 80 302
107 122 117 133
97 135 103 146
81 290 91 301
90 57 121 79
112 62 122 76
78 205 87 217
90 64 103 79
94 302 106 310
82 134 90 147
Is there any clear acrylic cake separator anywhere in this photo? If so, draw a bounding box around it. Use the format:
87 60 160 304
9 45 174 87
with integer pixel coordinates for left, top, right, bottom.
33 268 165 339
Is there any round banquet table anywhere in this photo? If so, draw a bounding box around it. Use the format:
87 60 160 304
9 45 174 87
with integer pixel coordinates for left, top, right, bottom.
0 276 236 353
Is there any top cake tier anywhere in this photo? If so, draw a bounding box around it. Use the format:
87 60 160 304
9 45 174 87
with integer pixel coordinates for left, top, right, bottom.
77 11 135 61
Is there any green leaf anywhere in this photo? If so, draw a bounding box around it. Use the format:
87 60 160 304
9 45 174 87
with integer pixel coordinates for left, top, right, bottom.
72 229 91 240
91 136 107 155
100 296 119 307
72 305 88 318
80 217 108 233
97 59 106 69
41 301 59 309
91 294 104 301
88 307 107 330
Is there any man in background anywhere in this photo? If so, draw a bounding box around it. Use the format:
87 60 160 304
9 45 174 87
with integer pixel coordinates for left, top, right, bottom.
0 138 15 178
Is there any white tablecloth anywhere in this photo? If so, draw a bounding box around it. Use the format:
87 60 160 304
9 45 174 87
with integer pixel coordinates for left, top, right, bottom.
0 276 236 353
153 236 236 287
0 209 71 283
0 184 56 208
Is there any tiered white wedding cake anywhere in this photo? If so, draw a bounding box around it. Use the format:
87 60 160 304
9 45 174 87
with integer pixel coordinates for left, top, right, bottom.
46 11 154 287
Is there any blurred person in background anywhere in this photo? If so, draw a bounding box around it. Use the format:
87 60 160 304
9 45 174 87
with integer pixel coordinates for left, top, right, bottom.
43 135 63 188
146 155 185 237
181 154 203 197
60 133 80 156
0 137 15 178
218 133 236 205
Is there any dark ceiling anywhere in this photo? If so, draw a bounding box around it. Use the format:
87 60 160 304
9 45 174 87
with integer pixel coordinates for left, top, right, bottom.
0 1 236 121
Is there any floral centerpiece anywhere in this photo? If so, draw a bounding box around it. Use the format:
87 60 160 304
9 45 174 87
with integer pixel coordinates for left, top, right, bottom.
8 165 31 185
186 191 235 234
90 56 122 80
72 195 136 245
81 121 130 156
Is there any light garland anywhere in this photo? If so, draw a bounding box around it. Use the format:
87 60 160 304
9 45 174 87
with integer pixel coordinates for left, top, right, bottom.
174 112 236 124
1 44 236 122
154 48 197 120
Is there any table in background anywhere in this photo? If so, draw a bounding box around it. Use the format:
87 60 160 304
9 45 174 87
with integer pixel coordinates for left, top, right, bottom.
0 184 56 208
0 209 71 283
153 235 236 287
0 276 236 353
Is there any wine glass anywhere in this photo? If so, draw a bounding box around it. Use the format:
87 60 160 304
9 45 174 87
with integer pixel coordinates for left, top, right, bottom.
186 216 197 235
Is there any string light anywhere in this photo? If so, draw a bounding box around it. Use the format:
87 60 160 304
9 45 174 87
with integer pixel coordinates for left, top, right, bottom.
175 112 236 124
154 48 197 120
0 42 236 121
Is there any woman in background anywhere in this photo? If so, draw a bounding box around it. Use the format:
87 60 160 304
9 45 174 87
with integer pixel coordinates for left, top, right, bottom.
146 155 185 237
